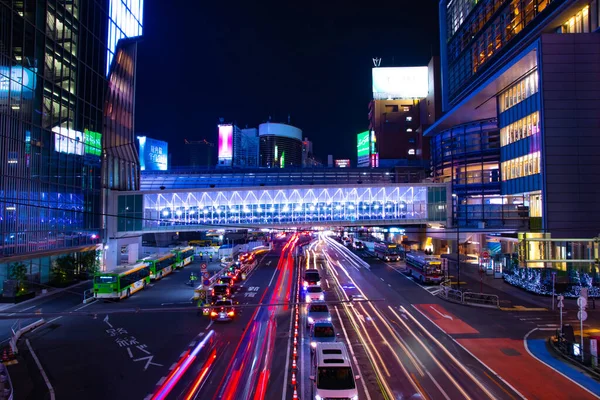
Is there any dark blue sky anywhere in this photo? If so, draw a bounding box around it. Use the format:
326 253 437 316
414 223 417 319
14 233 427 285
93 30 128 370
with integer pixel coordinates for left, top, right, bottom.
135 0 439 163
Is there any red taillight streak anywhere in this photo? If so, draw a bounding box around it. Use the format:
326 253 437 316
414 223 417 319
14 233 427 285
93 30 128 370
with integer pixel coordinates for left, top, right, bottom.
212 284 270 400
184 350 217 400
151 349 191 400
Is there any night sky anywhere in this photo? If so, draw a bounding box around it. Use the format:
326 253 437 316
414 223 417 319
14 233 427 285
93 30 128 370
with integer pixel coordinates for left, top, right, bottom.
135 0 439 164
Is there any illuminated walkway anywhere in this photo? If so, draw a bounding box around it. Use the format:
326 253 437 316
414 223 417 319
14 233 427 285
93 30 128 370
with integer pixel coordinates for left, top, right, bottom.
110 183 449 237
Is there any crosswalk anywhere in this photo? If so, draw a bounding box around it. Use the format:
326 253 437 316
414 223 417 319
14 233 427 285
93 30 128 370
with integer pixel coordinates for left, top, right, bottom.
510 310 593 332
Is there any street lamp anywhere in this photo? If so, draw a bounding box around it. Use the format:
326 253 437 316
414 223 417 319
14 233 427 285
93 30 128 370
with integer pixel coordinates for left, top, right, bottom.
452 193 460 290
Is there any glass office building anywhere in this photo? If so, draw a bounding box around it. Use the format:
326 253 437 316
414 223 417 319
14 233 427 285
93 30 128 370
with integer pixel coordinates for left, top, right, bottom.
0 1 142 289
427 0 600 238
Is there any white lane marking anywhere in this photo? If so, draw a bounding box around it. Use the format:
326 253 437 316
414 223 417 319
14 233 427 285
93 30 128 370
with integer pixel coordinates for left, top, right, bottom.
169 362 177 370
205 320 214 330
429 305 453 320
325 279 330 289
161 302 174 306
299 299 306 400
26 339 56 400
410 305 527 400
127 347 133 358
380 277 385 281
21 305 37 311
524 328 600 399
267 265 279 287
156 376 166 386
74 302 94 312
388 284 392 287
334 306 371 400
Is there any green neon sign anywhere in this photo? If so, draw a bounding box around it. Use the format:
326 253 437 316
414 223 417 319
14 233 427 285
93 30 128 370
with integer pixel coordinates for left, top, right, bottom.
357 131 369 158
84 129 102 156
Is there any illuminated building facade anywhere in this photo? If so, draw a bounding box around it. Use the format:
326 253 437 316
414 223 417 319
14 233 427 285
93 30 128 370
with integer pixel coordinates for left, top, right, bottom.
427 0 600 237
0 1 142 287
258 122 303 168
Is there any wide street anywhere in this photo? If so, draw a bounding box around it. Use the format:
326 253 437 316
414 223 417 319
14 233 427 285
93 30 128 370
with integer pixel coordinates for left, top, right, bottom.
5 234 600 400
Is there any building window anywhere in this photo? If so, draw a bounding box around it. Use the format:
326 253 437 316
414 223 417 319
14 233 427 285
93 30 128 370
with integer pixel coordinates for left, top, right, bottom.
407 128 413 133
500 111 539 146
406 116 413 122
408 149 416 155
501 151 540 181
562 5 590 33
499 70 539 113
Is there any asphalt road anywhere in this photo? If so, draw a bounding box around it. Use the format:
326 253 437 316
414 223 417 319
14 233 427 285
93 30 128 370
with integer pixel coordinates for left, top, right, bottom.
9 257 272 400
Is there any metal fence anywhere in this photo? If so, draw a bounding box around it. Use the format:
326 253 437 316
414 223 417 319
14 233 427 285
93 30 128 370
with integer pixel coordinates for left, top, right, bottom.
553 334 600 376
438 281 500 308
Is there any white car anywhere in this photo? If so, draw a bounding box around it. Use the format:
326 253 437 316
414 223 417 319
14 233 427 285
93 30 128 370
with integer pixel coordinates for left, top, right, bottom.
305 285 324 303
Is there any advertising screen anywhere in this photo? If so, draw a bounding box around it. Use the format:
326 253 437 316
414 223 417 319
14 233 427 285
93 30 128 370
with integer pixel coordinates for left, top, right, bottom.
84 129 102 156
372 66 428 100
218 124 233 160
137 136 168 171
53 127 84 155
357 131 370 167
335 159 351 168
0 66 37 99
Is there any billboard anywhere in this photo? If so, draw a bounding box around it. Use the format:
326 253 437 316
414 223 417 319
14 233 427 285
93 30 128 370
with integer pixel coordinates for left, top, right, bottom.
53 127 84 155
372 66 428 100
137 136 168 171
84 129 102 156
335 159 351 168
218 124 233 160
357 131 370 167
0 66 37 99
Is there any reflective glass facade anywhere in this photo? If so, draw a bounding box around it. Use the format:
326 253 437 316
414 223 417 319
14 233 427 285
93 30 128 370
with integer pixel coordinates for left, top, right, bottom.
259 135 303 168
0 1 141 282
106 0 143 75
114 185 448 234
443 0 562 107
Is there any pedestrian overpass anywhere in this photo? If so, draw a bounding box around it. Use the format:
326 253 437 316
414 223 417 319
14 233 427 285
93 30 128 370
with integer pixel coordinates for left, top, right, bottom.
108 183 450 238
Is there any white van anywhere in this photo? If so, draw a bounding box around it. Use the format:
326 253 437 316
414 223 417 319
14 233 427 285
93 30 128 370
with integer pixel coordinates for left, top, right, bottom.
311 342 359 400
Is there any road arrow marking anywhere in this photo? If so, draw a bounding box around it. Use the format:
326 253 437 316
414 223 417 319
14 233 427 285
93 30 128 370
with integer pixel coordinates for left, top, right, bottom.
103 315 113 328
430 305 453 320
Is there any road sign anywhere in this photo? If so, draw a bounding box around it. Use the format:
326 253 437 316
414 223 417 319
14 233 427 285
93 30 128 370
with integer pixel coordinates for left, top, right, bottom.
201 263 207 272
557 295 564 309
482 250 490 259
203 272 210 280
203 279 211 286
578 310 588 322
577 296 588 309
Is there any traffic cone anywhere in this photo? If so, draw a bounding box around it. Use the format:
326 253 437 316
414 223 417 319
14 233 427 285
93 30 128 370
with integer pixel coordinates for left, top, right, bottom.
292 388 299 399
291 372 297 386
7 347 14 360
2 350 7 363
292 358 297 369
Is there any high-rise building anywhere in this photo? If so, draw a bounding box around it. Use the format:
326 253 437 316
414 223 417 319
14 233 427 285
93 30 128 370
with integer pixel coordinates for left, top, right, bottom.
0 1 142 285
426 0 600 238
233 128 259 168
183 139 215 168
369 63 438 165
258 122 303 168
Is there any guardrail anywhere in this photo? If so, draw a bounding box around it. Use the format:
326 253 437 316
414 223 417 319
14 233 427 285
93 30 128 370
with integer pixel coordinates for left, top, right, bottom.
82 288 95 304
10 318 45 354
0 363 13 400
437 281 499 308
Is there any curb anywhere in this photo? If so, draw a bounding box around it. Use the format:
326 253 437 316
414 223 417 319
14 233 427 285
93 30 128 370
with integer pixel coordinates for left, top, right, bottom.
0 280 91 312
546 338 600 381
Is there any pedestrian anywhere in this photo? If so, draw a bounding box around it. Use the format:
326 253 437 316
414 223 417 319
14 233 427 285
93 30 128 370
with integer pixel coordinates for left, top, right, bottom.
209 253 213 262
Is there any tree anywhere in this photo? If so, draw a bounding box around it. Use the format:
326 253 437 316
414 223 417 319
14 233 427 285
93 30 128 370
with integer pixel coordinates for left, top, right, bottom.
51 255 77 285
9 262 28 293
80 250 101 278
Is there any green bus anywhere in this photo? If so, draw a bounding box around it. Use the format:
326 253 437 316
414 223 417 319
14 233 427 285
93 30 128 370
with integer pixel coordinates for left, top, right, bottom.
93 262 150 299
138 253 176 280
171 246 195 269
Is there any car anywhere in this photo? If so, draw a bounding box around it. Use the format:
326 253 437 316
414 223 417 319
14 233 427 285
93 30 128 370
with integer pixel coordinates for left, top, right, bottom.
311 342 359 400
309 321 337 351
303 269 321 289
306 285 325 303
210 299 236 322
354 241 365 250
306 302 331 328
218 276 236 291
211 284 230 301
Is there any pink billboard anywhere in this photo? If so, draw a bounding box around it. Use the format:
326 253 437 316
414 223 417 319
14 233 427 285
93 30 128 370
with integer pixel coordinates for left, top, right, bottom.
218 124 233 159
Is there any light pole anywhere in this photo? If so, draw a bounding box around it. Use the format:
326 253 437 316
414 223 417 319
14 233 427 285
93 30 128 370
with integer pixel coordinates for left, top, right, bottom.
452 193 460 290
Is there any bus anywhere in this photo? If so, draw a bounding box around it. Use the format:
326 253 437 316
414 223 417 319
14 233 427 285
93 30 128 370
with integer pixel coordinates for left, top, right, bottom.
374 242 403 261
138 253 176 280
171 246 195 268
405 252 443 284
93 262 150 299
